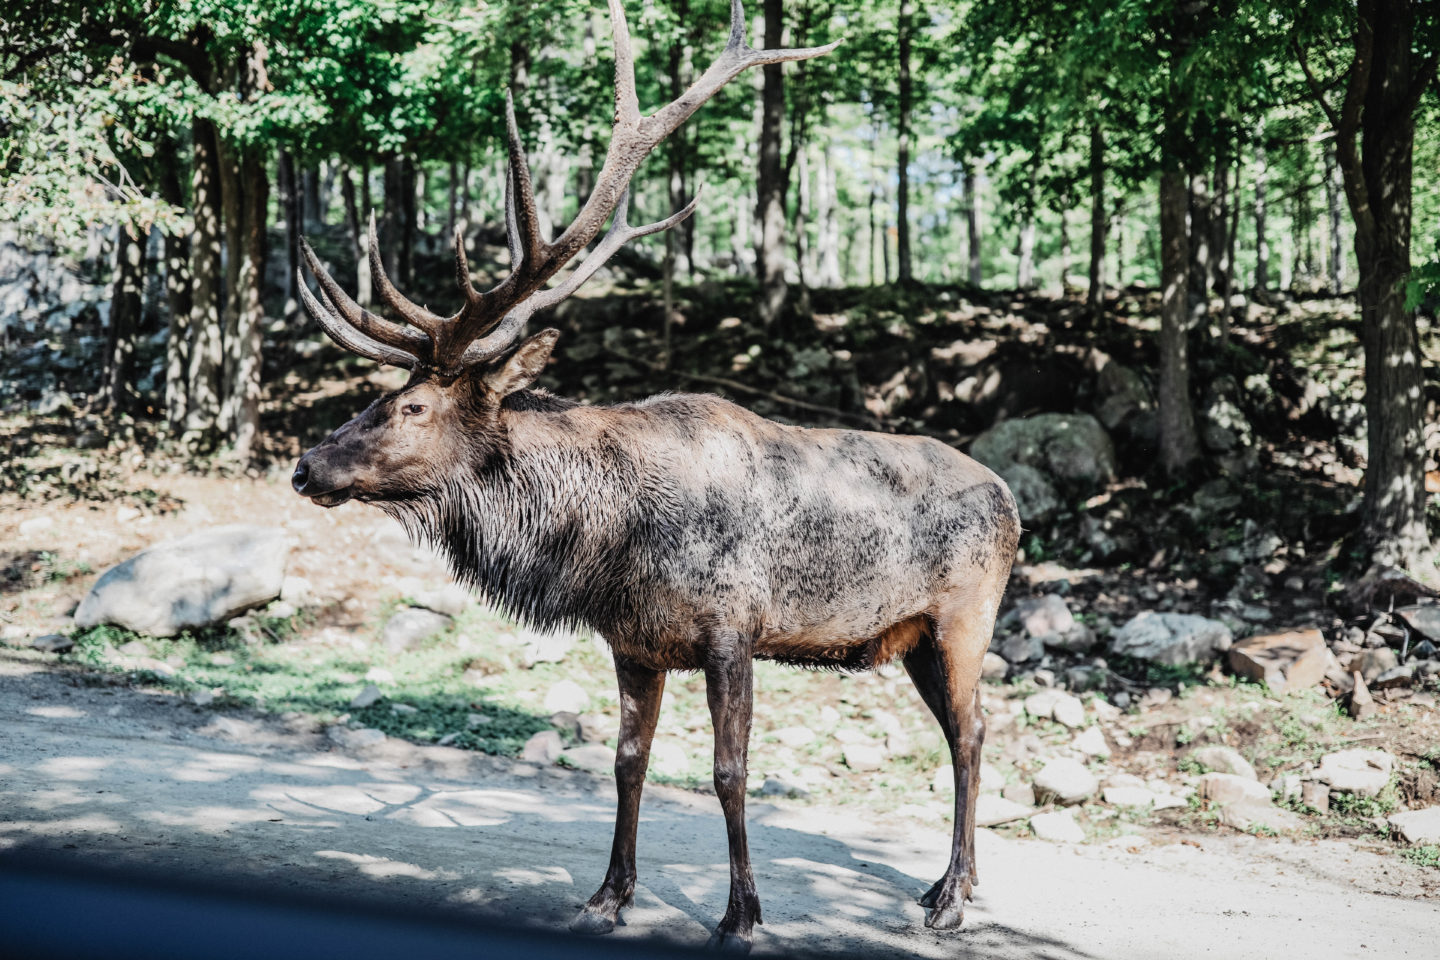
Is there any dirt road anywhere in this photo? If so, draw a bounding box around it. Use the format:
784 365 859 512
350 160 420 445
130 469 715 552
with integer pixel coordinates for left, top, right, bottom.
0 650 1432 959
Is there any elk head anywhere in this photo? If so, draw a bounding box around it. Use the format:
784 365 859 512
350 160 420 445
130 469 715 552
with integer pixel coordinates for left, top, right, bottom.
291 0 835 508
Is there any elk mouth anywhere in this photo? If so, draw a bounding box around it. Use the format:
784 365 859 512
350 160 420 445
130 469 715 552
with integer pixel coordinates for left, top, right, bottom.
305 487 354 508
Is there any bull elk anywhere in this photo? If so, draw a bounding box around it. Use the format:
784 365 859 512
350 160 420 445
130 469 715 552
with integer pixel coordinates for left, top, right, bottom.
291 0 1018 950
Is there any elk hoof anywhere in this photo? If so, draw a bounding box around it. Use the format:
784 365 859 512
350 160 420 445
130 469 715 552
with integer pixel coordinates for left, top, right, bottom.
922 876 971 930
570 910 617 936
705 929 753 955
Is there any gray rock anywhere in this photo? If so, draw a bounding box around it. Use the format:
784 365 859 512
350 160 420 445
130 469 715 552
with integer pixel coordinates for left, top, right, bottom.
383 607 452 651
1218 800 1304 834
30 633 72 653
1111 612 1233 666
74 525 290 637
327 726 386 749
1073 726 1110 757
1052 694 1086 730
1095 361 1154 431
1103 786 1156 807
1359 647 1398 682
1316 749 1393 797
971 413 1117 490
1000 634 1044 664
1033 757 1099 805
560 744 617 774
1029 809 1085 843
1018 594 1075 638
997 462 1062 525
521 730 564 763
843 743 886 773
1198 773 1270 805
975 794 1034 827
519 628 576 667
981 652 1009 680
1191 746 1257 780
648 740 690 778
543 680 591 715
410 582 470 617
577 713 612 743
349 684 383 709
1396 603 1440 642
1003 781 1036 806
774 726 816 748
1387 807 1440 844
760 776 810 799
1302 781 1330 814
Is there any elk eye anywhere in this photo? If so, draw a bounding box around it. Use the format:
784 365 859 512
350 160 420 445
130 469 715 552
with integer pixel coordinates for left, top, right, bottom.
401 403 427 417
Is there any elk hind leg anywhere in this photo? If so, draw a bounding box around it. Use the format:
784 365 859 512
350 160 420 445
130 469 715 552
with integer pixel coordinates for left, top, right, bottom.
902 600 992 930
572 657 665 935
703 631 760 953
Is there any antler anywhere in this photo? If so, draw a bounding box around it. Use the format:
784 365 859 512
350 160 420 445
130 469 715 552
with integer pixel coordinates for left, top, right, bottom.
299 0 837 375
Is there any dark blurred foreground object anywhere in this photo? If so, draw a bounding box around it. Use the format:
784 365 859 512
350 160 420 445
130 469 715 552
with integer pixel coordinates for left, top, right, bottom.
0 852 696 960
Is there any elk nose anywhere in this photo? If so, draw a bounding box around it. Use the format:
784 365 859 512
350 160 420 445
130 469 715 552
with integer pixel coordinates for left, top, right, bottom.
291 460 311 493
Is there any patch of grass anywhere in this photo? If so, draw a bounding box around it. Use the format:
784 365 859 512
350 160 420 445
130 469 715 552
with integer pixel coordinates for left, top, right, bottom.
37 551 92 583
1329 778 1401 819
1401 845 1440 869
1108 653 1208 689
1177 755 1206 776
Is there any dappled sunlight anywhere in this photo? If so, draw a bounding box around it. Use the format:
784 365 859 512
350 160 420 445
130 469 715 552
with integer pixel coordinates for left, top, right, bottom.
25 705 85 719
35 756 112 781
493 866 573 887
141 805 282 833
168 752 269 783
313 849 459 882
771 857 898 918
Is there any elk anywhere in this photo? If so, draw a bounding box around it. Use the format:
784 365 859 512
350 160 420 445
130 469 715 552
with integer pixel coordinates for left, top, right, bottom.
291 1 1018 951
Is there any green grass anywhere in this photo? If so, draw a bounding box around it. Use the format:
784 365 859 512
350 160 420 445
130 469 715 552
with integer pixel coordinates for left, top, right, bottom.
1401 845 1440 869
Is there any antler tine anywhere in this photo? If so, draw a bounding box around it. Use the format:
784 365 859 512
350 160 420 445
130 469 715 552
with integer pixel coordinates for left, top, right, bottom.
453 226 481 307
367 212 445 338
503 162 524 270
297 269 419 369
504 91 546 267
607 0 641 126
299 237 432 357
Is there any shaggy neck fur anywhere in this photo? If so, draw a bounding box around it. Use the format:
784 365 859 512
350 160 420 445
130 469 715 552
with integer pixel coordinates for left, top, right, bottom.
380 389 643 636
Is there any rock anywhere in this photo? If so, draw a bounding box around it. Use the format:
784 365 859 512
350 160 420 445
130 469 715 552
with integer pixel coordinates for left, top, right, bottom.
560 744 616 774
543 680 591 715
1301 781 1330 814
1218 800 1304 834
1051 694 1086 730
932 764 954 793
327 726 386 749
1373 664 1415 688
189 689 217 707
1095 361 1154 432
349 684 383 709
1003 781 1036 806
975 794 1034 827
1348 671 1377 720
1110 612 1233 666
549 711 582 738
1024 689 1067 721
279 576 312 605
1018 594 1075 638
364 667 395 684
997 463 1062 525
1359 647 1398 682
981 652 1009 680
760 776 809 799
1073 726 1110 758
410 582 470 617
970 413 1117 491
1033 757 1099 805
30 633 72 653
1000 634 1044 663
843 743 886 773
1190 746 1257 780
19 516 54 536
1103 786 1156 807
577 713 612 743
519 628 576 667
1387 807 1440 844
1029 809 1085 843
1198 773 1271 805
74 525 290 637
648 740 689 778
521 730 564 763
1395 603 1440 641
1046 625 1098 654
383 607 452 651
1228 629 1334 695
1316 749 1393 797
978 761 1004 794
774 726 816 748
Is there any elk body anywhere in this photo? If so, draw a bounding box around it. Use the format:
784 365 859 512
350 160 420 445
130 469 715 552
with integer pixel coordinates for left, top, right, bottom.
291 2 1018 951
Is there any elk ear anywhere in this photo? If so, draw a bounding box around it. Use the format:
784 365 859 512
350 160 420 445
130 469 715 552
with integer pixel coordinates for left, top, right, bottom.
482 328 559 397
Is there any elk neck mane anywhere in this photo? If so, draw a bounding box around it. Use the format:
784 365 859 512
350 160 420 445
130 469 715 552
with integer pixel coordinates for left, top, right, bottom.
378 388 658 637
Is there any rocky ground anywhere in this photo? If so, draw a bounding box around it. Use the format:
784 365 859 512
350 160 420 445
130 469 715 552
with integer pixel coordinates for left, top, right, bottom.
3 250 1440 941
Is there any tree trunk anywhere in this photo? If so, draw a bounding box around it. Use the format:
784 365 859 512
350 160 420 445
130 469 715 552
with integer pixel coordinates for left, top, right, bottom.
1212 151 1230 295
755 0 789 324
1325 142 1345 290
868 133 880 287
1058 203 1071 292
228 149 268 460
1318 0 1434 569
1016 206 1036 289
185 116 224 446
668 2 694 278
1220 159 1241 343
1159 169 1201 475
277 148 300 324
964 161 982 286
104 224 145 413
157 145 191 430
447 159 458 240
1253 133 1269 294
341 164 371 306
896 0 913 284
816 146 840 287
1087 124 1106 314
1187 168 1212 314
302 165 322 228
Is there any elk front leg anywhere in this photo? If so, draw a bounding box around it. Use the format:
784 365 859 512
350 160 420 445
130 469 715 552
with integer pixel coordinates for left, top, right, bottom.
571 656 665 935
703 634 760 953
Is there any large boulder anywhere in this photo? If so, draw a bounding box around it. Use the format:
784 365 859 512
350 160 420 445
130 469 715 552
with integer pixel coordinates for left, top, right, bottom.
970 413 1117 492
1110 612 1233 666
74 525 290 637
1228 629 1336 695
